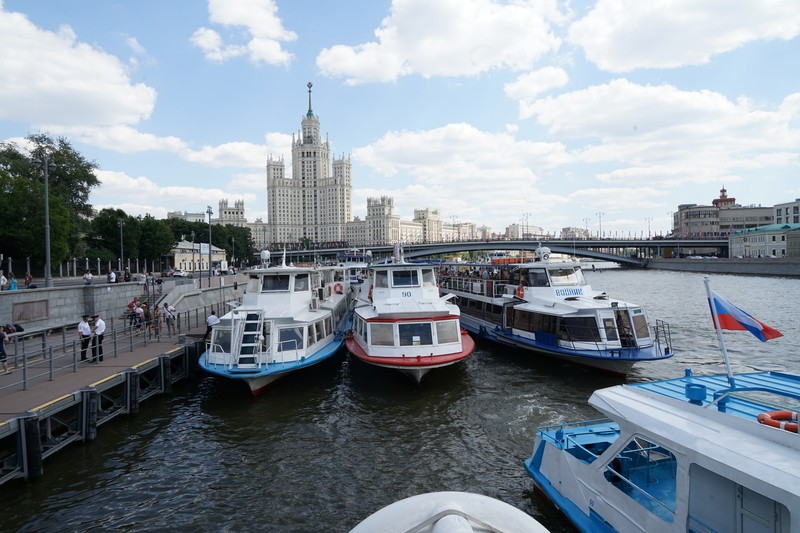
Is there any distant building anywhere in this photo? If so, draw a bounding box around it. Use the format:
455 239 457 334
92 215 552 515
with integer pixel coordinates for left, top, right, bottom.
216 199 247 228
167 210 206 223
774 198 800 225
167 240 226 272
673 187 773 238
729 224 800 258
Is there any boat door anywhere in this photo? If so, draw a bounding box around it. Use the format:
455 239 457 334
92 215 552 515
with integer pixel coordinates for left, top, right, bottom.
614 309 636 348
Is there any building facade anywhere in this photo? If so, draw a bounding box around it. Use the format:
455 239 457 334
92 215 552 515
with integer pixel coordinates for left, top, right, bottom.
729 224 800 258
673 187 774 238
267 82 352 246
774 199 800 225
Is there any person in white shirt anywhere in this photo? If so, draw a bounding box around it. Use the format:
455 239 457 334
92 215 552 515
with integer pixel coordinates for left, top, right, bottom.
83 270 93 285
204 310 220 342
91 313 106 363
107 270 116 283
163 303 177 335
0 273 6 291
78 314 92 361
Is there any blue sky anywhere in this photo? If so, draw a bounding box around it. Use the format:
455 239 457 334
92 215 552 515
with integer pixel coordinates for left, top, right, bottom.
1 0 798 238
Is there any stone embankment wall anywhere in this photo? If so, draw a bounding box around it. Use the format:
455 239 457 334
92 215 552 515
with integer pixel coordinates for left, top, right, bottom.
0 276 247 331
644 258 800 278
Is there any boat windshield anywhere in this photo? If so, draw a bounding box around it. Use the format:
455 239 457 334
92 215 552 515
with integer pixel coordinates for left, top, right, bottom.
262 274 290 292
548 267 586 286
422 268 436 287
392 269 419 287
294 273 309 292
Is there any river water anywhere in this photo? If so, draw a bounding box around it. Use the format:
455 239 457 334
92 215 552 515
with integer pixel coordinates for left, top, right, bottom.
4 269 799 532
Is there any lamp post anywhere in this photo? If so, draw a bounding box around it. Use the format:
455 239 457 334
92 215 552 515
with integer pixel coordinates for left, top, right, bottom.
191 230 195 272
206 205 213 287
118 219 125 271
582 217 590 240
33 154 56 287
231 236 235 271
596 212 605 239
645 217 653 240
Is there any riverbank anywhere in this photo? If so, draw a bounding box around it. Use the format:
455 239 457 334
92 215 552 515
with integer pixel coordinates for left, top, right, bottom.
644 257 800 277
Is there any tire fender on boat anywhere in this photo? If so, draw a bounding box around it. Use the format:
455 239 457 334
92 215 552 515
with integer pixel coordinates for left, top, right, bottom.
515 285 525 299
333 282 343 294
368 284 373 300
757 410 799 433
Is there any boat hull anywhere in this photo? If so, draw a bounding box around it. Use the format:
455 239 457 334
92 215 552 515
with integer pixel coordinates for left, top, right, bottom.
346 331 475 384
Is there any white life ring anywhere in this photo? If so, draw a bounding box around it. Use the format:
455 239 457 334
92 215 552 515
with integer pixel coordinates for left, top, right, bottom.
333 282 343 294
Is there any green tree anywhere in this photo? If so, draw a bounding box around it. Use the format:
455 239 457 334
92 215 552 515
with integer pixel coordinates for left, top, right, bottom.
138 215 176 269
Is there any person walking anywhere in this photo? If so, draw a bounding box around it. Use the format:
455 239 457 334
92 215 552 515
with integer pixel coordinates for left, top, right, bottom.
24 272 33 288
124 267 131 282
0 273 6 291
91 313 106 363
83 270 93 285
0 327 10 374
151 305 162 336
163 302 177 336
7 273 17 290
78 314 92 361
204 310 220 342
134 304 144 335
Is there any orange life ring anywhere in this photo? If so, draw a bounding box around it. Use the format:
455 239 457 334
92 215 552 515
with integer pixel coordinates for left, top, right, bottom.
515 285 525 299
368 284 373 300
757 410 799 433
333 282 343 294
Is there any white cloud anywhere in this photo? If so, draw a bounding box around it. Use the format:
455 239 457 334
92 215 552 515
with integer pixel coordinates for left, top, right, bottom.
569 0 800 72
191 0 296 65
505 66 569 118
0 7 156 127
317 0 564 84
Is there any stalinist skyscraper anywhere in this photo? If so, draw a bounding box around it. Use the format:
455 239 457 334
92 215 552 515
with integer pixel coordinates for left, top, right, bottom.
266 82 352 245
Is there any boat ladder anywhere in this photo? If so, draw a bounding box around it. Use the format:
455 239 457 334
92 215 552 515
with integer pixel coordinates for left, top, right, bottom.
232 309 264 368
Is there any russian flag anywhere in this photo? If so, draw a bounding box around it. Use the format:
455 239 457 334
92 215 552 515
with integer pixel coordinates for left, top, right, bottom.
708 289 783 342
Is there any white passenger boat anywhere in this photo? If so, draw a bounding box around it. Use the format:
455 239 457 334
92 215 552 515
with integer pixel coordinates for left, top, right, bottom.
346 244 475 383
337 247 371 284
438 245 673 375
524 370 800 532
524 279 795 532
199 251 353 396
350 491 550 532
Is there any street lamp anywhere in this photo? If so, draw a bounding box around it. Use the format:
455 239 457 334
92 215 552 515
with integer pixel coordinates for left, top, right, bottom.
231 235 235 271
33 154 56 288
191 230 195 272
644 217 653 240
596 212 605 239
118 218 125 271
206 205 213 287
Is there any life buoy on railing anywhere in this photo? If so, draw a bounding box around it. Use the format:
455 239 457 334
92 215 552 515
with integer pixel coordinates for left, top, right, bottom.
757 410 799 433
333 282 343 294
515 285 525 299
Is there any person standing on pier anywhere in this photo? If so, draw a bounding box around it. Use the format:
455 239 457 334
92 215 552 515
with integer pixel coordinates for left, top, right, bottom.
78 314 92 361
0 328 10 374
163 302 177 336
92 313 106 363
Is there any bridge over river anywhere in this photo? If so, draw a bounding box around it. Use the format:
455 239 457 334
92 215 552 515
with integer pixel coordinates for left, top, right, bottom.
278 238 729 267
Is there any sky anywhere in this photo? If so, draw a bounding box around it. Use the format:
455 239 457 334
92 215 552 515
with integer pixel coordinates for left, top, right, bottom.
1 0 798 239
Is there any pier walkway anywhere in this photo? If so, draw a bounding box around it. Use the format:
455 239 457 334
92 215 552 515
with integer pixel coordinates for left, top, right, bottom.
0 322 206 424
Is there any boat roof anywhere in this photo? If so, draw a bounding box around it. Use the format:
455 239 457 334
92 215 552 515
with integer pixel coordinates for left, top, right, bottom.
590 371 800 492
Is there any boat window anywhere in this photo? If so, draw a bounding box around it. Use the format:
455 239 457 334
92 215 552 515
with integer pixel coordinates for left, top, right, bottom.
294 274 309 292
374 270 389 288
631 311 650 339
436 320 459 344
560 317 601 342
211 328 232 353
323 317 332 338
277 327 303 352
526 269 549 287
549 267 586 286
307 324 315 347
315 320 325 342
370 323 394 346
603 318 619 341
399 323 433 346
604 435 677 523
422 269 436 287
262 275 290 292
514 310 558 334
392 269 419 287
262 323 271 352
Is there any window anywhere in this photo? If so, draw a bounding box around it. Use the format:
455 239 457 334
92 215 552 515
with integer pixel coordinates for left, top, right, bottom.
278 327 304 351
262 275 290 291
603 318 619 341
211 328 232 353
393 269 419 287
370 323 394 346
560 317 600 342
604 436 677 523
632 312 650 339
399 322 433 346
374 270 389 288
294 273 309 291
422 269 436 287
436 320 459 344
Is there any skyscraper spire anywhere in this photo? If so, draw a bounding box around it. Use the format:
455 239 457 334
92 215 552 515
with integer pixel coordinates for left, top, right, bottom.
306 82 313 118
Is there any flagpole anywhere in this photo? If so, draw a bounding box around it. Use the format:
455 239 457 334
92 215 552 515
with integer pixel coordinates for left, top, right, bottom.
704 277 735 386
